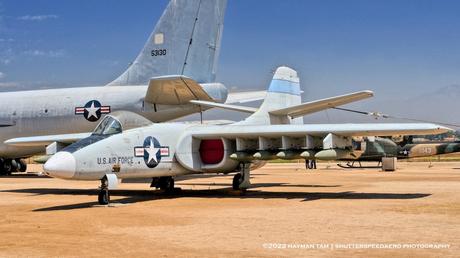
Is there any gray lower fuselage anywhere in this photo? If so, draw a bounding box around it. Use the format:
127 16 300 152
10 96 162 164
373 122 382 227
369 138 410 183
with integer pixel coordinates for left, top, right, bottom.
0 85 220 158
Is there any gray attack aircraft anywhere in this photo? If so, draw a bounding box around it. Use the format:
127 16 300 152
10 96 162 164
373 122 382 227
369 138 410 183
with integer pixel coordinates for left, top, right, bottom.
41 66 449 204
333 136 460 169
0 0 268 175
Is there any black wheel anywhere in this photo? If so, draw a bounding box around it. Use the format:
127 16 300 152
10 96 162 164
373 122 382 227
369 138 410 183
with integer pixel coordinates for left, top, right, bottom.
18 159 27 172
98 189 110 205
0 158 5 176
160 177 174 192
3 159 12 176
232 173 242 190
10 159 19 172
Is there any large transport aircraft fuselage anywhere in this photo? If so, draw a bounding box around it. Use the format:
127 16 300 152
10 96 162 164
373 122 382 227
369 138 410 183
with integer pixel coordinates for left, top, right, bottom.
0 84 226 158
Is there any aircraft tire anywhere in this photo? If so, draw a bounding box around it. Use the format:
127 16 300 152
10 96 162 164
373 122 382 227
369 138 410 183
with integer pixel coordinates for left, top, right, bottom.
0 159 5 175
160 177 174 192
10 159 19 172
3 159 12 176
98 189 110 205
18 159 27 172
232 173 242 190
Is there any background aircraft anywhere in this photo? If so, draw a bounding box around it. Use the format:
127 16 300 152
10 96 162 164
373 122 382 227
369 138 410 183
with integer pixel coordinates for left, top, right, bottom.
0 0 266 175
41 66 449 204
332 137 460 168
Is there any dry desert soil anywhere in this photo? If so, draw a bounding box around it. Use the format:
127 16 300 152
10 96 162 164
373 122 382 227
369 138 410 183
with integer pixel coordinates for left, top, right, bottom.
0 162 459 257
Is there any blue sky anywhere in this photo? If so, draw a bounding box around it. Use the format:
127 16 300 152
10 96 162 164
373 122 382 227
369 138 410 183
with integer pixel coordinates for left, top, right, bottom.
1 0 460 123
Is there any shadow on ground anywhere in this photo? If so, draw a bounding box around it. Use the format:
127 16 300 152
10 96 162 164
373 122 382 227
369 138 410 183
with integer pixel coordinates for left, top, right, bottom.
1 184 431 212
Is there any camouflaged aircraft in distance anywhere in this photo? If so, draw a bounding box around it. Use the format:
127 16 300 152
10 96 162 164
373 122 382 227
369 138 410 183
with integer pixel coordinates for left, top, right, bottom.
40 66 449 205
0 0 271 175
334 137 460 169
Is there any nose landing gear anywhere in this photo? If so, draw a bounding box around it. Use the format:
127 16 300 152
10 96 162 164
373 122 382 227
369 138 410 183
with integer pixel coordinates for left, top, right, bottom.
98 174 118 205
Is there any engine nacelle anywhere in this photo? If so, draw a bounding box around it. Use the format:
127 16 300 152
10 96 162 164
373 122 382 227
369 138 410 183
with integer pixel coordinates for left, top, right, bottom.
175 135 239 173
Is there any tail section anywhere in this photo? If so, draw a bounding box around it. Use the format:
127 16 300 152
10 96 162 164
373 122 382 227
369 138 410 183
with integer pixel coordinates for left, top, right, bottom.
238 66 303 125
108 0 227 86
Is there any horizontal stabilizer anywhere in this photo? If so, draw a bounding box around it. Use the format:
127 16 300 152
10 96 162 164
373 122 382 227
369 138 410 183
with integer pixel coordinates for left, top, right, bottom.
225 90 267 104
145 76 214 105
269 90 374 118
190 100 257 113
5 133 91 147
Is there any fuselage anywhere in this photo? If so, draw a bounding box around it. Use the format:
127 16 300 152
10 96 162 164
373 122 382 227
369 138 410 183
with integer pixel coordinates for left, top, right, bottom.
44 122 240 180
0 84 226 158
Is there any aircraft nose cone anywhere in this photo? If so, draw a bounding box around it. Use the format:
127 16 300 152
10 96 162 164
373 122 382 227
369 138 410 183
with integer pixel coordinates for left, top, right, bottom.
44 152 76 179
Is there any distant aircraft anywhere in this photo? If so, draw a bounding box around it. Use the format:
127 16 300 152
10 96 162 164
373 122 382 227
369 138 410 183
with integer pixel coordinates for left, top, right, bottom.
0 0 266 175
41 66 449 204
333 137 460 169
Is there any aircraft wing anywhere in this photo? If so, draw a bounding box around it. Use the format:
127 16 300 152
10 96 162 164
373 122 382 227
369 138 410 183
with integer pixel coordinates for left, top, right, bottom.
145 75 214 105
270 90 374 118
189 123 449 139
190 90 373 115
0 120 15 127
5 133 91 147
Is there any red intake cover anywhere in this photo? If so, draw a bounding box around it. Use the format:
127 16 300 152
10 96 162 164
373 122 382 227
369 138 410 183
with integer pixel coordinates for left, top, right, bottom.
199 139 224 165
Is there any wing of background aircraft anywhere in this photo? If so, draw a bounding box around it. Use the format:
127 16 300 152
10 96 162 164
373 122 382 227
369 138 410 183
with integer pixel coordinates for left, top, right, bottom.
5 133 91 147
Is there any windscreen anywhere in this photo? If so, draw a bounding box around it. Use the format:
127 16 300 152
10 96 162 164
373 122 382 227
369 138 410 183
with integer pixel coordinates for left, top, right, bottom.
93 116 122 135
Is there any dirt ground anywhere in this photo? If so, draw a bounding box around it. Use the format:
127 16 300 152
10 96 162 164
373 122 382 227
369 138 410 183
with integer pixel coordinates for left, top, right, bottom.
0 162 459 257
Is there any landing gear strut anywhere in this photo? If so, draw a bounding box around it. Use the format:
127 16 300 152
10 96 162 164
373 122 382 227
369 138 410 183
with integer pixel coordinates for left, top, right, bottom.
151 176 175 193
98 177 110 205
232 163 251 191
305 160 317 170
98 174 118 205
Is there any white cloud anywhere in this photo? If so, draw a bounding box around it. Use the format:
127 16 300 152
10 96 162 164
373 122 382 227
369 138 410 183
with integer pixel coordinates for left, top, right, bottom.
0 38 14 42
17 14 58 21
0 82 17 88
0 72 5 79
23 49 66 58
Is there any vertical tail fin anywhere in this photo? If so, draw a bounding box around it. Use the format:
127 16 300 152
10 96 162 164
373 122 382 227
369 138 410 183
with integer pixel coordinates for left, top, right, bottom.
108 0 227 86
237 66 303 125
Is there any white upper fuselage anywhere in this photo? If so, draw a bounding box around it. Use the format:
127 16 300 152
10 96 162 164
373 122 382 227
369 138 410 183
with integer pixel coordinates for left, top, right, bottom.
0 85 209 158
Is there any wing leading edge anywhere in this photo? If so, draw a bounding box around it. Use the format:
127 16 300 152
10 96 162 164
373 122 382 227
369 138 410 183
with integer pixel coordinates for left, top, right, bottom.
189 123 450 139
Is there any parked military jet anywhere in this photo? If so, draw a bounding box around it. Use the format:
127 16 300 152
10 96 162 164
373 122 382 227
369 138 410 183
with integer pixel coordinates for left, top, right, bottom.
334 137 460 168
42 66 448 204
0 0 268 175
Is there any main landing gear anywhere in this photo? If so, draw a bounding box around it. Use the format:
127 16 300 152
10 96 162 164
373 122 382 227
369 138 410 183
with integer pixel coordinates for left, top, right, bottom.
232 163 251 191
305 160 317 170
0 158 27 176
151 176 175 193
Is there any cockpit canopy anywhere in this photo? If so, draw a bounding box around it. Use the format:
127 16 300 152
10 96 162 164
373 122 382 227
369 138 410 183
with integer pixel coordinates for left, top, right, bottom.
92 111 153 135
63 111 153 154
